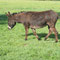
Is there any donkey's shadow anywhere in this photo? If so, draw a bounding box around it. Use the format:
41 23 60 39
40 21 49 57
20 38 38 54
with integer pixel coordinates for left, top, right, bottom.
24 33 60 40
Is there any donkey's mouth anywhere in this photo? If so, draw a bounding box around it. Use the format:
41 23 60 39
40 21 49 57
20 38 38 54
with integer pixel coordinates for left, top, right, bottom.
8 25 12 30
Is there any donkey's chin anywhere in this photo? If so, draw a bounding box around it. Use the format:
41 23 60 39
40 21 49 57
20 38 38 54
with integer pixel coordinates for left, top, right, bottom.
8 25 12 30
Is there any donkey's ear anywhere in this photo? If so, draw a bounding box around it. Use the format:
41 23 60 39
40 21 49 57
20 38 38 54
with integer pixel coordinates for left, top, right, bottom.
8 12 10 15
6 12 11 16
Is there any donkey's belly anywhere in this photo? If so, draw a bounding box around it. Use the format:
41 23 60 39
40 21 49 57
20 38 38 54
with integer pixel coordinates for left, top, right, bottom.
30 25 46 29
30 20 47 29
30 25 40 29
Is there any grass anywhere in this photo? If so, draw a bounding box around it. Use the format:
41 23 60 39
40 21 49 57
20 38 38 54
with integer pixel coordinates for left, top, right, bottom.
0 0 60 60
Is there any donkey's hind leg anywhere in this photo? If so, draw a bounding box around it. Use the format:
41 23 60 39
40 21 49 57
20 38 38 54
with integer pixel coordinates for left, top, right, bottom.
45 26 52 40
50 27 58 42
32 28 40 40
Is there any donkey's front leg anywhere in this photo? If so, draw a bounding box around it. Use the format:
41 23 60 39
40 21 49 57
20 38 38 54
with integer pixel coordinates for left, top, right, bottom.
25 26 29 40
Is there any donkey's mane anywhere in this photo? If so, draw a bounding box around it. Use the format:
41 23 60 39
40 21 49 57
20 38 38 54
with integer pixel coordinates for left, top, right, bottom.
12 13 17 15
12 11 26 15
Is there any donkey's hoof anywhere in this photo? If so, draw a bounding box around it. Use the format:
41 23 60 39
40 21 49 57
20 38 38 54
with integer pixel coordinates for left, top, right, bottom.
38 38 40 40
44 38 47 40
25 39 27 40
55 41 58 43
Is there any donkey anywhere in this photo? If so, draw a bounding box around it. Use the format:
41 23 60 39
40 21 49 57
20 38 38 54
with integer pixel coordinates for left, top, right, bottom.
7 10 59 42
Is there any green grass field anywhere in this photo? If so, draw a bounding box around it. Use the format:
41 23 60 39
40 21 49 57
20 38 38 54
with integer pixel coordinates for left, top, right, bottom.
0 0 60 60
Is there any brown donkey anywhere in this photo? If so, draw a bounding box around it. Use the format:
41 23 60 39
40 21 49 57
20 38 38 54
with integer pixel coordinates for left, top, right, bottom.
7 10 59 42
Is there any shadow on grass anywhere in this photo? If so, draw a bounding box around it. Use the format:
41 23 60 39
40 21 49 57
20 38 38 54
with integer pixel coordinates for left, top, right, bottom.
27 33 60 40
0 14 7 25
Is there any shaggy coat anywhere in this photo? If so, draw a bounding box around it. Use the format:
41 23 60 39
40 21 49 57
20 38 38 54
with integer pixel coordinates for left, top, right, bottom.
7 10 59 42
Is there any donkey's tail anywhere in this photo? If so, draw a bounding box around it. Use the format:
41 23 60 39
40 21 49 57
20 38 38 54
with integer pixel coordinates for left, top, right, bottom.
58 16 60 19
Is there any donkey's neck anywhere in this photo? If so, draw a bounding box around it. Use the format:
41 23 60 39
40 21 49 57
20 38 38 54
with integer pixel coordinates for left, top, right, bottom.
13 15 22 23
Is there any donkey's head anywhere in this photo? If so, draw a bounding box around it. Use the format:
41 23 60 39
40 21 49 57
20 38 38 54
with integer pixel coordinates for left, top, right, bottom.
6 12 16 29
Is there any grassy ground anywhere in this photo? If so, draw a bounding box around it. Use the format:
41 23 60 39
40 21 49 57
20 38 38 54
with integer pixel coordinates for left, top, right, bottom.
0 0 60 60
